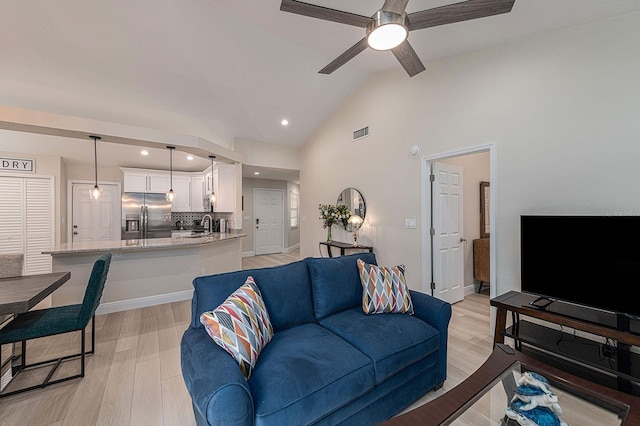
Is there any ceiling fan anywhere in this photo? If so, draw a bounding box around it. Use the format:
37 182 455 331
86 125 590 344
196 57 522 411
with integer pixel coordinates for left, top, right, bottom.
280 0 516 77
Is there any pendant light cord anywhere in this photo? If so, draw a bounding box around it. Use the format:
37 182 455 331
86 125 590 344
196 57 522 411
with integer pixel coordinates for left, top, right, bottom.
91 135 101 186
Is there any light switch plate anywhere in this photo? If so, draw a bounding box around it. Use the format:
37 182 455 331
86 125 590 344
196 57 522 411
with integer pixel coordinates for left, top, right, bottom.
405 218 417 229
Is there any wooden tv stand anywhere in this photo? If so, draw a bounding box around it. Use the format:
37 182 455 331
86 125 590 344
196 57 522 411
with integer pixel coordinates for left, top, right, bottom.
491 291 640 395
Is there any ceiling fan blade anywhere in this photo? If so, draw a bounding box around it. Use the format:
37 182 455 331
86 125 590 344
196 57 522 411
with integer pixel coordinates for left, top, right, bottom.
280 0 372 28
407 0 515 31
319 38 369 75
391 40 426 77
382 0 409 15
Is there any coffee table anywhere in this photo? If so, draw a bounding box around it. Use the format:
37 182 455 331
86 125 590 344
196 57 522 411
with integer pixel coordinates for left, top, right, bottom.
382 344 640 425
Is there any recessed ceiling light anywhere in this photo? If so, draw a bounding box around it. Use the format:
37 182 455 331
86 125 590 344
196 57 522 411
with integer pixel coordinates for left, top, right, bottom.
141 150 149 156
187 155 194 160
281 119 289 126
254 171 260 175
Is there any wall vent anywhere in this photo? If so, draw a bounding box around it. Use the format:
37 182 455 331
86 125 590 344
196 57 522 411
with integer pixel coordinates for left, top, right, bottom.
353 126 369 141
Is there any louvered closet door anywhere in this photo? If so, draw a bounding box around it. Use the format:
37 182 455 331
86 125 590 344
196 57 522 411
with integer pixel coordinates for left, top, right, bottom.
0 176 53 275
24 177 53 274
0 177 25 262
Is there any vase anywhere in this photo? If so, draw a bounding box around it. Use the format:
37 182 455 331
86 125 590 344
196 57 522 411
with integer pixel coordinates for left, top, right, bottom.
326 226 332 242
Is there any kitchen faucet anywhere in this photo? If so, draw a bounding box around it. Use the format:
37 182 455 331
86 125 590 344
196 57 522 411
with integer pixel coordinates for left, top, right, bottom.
202 214 213 233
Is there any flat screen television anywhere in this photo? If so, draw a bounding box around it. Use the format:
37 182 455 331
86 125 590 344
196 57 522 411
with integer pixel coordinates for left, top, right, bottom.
520 215 640 320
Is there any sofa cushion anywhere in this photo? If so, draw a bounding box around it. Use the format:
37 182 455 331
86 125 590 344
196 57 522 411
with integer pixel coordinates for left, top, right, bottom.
320 307 440 385
191 259 315 332
200 276 273 379
306 252 377 320
249 323 375 425
357 259 414 315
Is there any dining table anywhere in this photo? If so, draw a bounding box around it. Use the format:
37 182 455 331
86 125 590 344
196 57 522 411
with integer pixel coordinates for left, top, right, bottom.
0 271 71 391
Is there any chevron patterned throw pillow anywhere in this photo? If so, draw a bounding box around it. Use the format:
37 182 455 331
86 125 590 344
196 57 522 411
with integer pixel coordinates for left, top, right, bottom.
357 259 414 315
200 276 273 379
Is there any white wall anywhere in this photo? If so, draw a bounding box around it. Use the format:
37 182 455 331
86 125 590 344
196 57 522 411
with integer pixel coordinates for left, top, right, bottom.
300 13 640 298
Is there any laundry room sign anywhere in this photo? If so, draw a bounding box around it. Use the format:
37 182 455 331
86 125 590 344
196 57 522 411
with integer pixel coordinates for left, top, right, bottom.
1 157 35 173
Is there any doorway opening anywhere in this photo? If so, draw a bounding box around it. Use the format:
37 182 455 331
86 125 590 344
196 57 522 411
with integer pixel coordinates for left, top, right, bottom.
421 144 496 327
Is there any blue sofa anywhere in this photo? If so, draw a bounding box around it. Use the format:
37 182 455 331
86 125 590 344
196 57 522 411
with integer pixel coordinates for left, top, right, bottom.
180 253 452 425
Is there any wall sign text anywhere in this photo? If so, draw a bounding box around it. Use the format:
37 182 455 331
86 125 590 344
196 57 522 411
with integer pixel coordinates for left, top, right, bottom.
1 157 35 173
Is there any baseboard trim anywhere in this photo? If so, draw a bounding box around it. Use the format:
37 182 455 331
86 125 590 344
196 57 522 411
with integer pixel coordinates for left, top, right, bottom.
242 251 255 257
284 243 300 253
96 290 193 315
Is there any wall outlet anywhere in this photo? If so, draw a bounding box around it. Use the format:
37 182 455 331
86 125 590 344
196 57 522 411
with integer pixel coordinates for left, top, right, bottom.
405 218 417 229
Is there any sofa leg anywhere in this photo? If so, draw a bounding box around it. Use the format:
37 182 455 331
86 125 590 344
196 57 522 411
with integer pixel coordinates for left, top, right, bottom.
433 382 444 391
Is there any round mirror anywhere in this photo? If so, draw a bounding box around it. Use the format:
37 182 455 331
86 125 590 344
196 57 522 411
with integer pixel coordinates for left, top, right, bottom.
337 188 366 231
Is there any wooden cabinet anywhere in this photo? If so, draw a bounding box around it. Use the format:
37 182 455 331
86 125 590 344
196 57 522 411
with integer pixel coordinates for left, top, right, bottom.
491 291 640 394
213 163 235 212
473 238 490 292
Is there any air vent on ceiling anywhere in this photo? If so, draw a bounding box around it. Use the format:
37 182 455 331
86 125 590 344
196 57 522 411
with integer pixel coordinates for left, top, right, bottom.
353 126 369 141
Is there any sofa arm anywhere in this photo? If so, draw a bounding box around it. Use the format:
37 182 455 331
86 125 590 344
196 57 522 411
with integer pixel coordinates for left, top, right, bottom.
410 290 452 384
181 327 254 426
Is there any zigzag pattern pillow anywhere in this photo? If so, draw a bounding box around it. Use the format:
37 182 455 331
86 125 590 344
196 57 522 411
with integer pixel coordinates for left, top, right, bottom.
200 276 273 379
357 259 414 315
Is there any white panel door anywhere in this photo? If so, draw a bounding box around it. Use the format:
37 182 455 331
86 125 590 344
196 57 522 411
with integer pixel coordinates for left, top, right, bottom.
72 183 120 242
254 189 283 255
432 162 464 304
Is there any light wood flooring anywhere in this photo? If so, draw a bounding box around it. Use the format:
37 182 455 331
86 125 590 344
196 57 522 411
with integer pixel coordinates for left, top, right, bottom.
0 250 493 425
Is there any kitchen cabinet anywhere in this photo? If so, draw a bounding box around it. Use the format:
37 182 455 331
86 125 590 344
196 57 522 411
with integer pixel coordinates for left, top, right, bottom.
122 167 219 212
191 176 207 212
122 168 170 193
213 163 235 212
171 175 192 212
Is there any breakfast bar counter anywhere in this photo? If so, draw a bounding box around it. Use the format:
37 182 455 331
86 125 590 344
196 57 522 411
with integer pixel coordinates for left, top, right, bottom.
42 232 246 314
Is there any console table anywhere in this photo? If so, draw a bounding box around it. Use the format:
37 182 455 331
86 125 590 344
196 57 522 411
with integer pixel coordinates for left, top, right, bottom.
491 291 640 395
319 241 373 258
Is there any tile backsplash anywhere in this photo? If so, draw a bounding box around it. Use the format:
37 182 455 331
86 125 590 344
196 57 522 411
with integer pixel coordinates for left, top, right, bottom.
171 212 234 230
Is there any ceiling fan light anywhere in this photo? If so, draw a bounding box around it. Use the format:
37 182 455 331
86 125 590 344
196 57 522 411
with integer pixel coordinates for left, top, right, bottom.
367 10 408 51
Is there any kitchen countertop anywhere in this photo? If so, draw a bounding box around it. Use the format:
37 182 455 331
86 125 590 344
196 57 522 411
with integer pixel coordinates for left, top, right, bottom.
43 231 246 255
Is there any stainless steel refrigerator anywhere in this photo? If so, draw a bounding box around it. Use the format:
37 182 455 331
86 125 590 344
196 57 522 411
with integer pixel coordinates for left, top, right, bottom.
121 193 172 239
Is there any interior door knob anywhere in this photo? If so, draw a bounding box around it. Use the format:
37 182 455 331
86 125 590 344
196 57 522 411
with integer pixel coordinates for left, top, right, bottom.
73 232 78 235
460 237 467 242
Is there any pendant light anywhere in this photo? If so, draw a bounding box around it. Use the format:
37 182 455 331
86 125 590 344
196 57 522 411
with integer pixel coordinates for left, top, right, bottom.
89 135 102 200
166 146 175 202
208 155 216 205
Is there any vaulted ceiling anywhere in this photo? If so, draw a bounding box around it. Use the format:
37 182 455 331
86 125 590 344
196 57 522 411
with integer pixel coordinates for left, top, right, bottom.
1 1 640 173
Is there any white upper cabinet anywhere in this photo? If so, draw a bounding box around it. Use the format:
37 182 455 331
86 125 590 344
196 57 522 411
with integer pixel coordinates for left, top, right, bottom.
122 168 170 194
191 176 207 212
122 167 228 213
171 175 192 212
148 172 170 193
213 163 235 213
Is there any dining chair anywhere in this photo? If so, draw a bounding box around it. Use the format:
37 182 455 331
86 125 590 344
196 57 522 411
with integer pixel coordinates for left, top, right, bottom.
0 253 112 397
0 252 24 279
0 252 24 327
